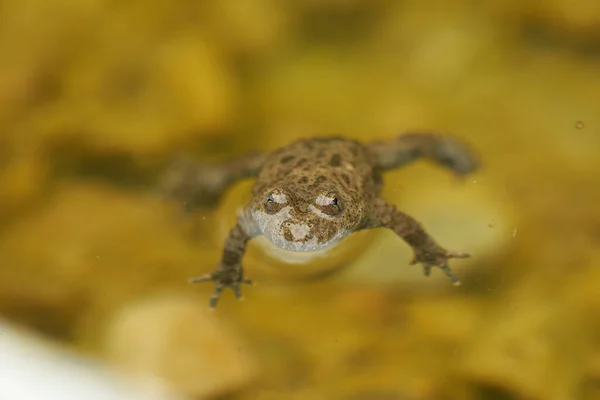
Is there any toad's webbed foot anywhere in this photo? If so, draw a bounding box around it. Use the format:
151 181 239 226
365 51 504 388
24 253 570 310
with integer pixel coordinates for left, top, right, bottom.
368 132 480 176
190 216 257 308
409 248 471 286
190 268 253 309
362 198 471 286
430 135 480 176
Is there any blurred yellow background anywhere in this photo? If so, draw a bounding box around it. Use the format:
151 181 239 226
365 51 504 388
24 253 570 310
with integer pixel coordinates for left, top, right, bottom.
1 0 600 399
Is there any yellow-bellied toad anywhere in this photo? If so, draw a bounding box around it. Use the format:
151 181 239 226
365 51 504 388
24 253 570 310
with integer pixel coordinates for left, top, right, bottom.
161 133 480 308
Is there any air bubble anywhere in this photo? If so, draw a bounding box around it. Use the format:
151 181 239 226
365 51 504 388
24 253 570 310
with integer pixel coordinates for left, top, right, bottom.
576 121 584 130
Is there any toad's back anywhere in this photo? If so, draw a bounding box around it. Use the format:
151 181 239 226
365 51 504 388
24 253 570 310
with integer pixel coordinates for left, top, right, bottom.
253 137 380 198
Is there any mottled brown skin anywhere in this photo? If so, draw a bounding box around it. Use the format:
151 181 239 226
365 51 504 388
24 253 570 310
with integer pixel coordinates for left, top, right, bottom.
160 133 480 308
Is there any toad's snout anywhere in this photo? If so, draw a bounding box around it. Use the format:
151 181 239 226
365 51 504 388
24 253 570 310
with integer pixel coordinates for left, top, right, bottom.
283 220 311 241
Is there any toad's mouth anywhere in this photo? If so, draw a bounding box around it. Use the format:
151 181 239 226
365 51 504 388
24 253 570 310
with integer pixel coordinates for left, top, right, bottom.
254 234 343 263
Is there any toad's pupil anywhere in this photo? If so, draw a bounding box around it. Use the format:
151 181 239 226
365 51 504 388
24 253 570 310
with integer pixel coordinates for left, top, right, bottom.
330 197 338 206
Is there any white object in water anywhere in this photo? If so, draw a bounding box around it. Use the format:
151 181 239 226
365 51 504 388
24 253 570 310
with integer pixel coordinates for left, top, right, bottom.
0 320 184 400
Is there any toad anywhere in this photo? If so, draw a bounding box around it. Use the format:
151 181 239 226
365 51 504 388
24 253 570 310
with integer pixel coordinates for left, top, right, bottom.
161 133 480 308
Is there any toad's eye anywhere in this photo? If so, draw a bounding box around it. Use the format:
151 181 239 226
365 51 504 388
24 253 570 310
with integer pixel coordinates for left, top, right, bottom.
316 192 339 207
316 192 343 216
265 189 287 214
267 189 287 204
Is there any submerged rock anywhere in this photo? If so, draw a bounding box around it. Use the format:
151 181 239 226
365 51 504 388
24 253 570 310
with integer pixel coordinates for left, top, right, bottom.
104 293 258 399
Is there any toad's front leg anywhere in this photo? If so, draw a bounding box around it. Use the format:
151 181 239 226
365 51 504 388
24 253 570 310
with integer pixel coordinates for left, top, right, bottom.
189 209 259 308
363 198 470 285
